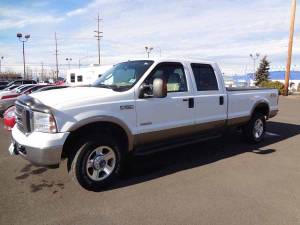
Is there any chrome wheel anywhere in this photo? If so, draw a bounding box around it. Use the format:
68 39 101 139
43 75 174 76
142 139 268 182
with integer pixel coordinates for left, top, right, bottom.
85 146 116 181
253 118 264 139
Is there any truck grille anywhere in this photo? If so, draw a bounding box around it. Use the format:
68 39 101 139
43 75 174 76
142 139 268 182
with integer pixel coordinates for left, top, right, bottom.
15 102 32 134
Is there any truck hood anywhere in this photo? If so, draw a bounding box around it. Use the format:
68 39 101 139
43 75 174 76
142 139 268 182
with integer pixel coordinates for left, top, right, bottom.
30 87 117 109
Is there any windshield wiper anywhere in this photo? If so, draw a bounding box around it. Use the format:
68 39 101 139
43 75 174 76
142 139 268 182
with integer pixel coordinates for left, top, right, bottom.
96 84 118 90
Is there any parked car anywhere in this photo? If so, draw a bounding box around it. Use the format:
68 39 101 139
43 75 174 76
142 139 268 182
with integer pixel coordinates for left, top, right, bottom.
0 79 37 90
8 59 279 190
0 85 36 115
0 85 19 93
0 81 9 90
0 81 9 86
34 85 68 92
3 85 67 128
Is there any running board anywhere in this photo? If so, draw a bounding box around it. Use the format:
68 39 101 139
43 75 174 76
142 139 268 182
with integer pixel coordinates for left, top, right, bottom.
134 133 222 156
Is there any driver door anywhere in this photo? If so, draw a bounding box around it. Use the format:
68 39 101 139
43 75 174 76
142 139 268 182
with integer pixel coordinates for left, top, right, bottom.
135 62 195 145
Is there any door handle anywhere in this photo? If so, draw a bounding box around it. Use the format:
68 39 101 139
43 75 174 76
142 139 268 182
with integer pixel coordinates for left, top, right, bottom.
219 96 224 105
183 98 194 108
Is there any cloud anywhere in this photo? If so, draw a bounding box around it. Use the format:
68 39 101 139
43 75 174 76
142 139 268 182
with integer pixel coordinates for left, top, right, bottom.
0 0 298 75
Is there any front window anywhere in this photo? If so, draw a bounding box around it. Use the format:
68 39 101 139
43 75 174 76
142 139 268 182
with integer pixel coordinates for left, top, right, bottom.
93 60 154 91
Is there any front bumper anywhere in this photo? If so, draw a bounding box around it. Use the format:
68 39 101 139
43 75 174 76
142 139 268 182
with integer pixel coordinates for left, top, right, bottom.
9 127 69 166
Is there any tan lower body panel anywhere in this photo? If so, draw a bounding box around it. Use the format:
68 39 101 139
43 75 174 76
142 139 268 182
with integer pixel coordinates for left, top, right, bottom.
136 120 226 146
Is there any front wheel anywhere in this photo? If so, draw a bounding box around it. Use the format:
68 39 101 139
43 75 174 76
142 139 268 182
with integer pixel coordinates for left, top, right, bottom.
243 112 266 143
68 134 124 191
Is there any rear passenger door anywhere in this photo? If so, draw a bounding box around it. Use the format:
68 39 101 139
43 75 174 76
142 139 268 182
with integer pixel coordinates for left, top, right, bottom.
190 63 227 129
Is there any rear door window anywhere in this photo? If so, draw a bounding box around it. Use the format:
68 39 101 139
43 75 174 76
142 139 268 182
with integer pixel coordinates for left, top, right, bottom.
191 64 218 91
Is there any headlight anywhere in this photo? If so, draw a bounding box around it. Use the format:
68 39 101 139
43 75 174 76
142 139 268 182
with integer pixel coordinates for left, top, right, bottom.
32 111 57 133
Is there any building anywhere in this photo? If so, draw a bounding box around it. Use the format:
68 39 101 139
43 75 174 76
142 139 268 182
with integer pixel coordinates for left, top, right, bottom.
269 71 300 92
223 71 300 91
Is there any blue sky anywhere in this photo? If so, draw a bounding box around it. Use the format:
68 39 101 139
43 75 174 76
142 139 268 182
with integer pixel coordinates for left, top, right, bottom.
0 0 299 75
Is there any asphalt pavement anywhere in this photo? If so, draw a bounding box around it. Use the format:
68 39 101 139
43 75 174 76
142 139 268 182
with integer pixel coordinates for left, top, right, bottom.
0 96 300 225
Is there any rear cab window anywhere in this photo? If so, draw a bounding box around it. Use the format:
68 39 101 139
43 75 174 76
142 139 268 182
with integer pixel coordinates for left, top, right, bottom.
191 63 219 91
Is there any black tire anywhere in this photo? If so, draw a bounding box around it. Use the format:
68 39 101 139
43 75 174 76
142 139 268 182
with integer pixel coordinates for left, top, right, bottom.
243 112 266 143
68 133 124 191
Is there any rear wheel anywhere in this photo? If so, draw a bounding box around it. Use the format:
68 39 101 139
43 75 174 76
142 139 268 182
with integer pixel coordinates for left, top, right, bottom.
243 112 266 143
68 133 124 191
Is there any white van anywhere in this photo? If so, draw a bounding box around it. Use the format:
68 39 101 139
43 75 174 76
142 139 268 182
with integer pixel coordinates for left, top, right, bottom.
66 64 112 86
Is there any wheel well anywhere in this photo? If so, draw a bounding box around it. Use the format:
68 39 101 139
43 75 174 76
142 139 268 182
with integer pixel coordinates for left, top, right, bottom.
253 103 269 118
62 122 129 158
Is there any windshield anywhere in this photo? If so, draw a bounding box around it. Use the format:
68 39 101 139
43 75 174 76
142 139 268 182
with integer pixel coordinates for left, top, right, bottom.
92 60 154 91
16 85 35 93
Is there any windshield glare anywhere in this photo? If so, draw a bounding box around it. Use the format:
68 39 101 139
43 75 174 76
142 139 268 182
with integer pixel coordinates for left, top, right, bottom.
92 60 154 91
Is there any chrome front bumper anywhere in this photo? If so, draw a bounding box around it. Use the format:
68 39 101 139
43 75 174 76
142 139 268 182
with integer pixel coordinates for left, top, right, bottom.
9 127 69 166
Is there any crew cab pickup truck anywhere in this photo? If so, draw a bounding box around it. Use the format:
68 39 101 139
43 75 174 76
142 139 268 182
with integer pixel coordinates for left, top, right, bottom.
9 59 279 190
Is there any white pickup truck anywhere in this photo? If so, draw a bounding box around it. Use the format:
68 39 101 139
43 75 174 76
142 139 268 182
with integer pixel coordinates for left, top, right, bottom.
9 59 279 190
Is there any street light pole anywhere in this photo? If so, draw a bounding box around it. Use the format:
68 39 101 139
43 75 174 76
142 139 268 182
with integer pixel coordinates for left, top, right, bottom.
145 46 153 58
66 58 72 69
250 53 260 81
17 33 30 79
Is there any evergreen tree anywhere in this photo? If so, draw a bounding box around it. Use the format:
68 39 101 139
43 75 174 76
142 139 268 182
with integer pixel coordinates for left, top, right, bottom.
255 56 270 85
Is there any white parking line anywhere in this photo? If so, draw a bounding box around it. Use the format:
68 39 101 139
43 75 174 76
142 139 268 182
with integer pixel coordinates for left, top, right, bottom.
265 132 280 137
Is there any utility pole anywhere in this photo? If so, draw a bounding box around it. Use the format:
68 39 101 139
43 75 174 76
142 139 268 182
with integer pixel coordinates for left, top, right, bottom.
284 0 297 96
55 32 59 80
94 12 103 65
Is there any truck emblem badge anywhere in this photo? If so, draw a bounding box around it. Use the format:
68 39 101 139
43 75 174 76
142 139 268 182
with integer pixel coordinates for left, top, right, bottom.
120 105 134 110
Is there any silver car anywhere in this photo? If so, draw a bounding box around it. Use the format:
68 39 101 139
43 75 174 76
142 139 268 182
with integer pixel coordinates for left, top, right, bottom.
0 85 36 115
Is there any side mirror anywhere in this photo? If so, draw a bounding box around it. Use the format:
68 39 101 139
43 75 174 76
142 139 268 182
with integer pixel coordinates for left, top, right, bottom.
153 78 167 98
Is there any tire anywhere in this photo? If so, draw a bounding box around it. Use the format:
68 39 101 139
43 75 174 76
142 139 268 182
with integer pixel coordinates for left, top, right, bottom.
243 112 266 143
68 133 124 191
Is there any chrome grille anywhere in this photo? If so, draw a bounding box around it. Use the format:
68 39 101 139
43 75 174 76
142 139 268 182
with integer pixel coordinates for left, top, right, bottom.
15 102 31 133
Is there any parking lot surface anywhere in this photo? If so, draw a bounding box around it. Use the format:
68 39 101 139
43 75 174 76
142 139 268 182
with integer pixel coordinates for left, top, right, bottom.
0 96 300 225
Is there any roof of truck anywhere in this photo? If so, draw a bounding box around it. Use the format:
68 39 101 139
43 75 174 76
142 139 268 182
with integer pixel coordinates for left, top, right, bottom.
125 58 216 65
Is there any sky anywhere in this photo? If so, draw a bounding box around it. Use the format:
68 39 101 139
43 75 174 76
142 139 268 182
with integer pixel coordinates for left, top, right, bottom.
0 0 299 76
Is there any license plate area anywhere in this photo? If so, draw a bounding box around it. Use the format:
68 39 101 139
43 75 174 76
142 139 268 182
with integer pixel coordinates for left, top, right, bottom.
12 140 27 155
